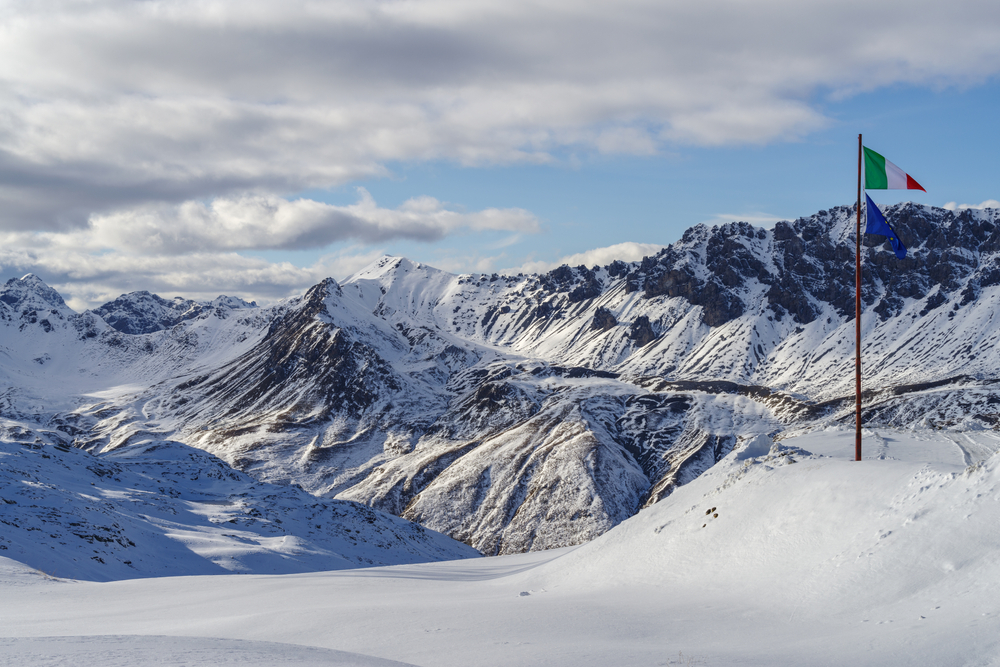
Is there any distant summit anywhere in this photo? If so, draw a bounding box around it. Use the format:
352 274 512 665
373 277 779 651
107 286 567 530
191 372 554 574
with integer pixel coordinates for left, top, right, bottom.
1 273 71 313
92 291 257 335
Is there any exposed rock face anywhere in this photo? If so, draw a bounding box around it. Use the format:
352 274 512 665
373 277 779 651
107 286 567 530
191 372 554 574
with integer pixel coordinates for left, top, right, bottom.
0 273 73 330
177 280 402 423
591 306 618 332
542 265 603 303
91 291 256 335
628 315 656 346
3 203 1000 556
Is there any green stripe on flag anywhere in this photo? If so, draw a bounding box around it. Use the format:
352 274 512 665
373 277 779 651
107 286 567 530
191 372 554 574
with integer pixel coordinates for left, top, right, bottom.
863 147 888 189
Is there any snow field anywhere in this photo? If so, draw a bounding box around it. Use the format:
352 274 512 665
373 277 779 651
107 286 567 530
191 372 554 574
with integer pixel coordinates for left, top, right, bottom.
0 439 478 581
3 427 999 666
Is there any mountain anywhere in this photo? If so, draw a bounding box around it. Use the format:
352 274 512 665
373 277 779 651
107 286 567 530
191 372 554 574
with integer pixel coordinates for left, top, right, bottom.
91 291 257 335
1 201 999 560
0 437 478 581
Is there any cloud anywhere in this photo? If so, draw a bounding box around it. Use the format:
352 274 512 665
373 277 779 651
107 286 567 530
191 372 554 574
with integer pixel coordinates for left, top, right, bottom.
0 188 538 308
78 189 539 254
702 212 790 229
943 200 1000 211
0 240 391 312
1 0 999 228
1 245 318 309
506 242 665 275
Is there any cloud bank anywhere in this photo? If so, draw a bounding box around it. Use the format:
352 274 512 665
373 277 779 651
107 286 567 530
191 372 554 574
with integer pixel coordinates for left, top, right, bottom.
509 242 666 275
2 0 998 306
2 0 999 229
82 189 539 254
943 200 1000 211
0 191 537 309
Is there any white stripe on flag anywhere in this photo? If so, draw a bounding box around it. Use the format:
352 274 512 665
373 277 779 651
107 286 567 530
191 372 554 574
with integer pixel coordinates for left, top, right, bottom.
884 158 908 189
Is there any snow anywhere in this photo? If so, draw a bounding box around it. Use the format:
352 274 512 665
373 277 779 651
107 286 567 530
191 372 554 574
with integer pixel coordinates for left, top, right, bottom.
0 636 418 667
4 212 1000 663
3 427 999 666
0 439 478 581
7 230 1000 559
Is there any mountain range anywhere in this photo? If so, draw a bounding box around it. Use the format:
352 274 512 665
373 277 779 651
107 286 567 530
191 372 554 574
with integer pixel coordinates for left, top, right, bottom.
2 200 999 567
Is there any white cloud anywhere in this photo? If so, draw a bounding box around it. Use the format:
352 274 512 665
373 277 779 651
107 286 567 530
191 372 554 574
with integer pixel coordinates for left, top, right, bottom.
0 188 538 307
1 0 999 228
78 189 539 254
1 0 997 304
702 212 790 229
505 242 665 275
942 200 1000 211
1 241 329 306
1 243 394 311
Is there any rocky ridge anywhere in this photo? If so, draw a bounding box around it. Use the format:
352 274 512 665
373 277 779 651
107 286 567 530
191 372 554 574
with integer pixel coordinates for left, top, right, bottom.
2 202 1000 558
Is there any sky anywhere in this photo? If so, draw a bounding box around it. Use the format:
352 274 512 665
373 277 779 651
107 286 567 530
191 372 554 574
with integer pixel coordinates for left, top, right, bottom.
0 0 999 310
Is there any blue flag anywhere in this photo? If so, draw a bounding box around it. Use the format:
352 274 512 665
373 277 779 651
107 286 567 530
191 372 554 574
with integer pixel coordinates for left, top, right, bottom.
865 193 906 259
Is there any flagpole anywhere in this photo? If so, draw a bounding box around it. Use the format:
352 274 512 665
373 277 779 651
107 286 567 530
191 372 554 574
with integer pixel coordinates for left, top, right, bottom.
855 134 862 462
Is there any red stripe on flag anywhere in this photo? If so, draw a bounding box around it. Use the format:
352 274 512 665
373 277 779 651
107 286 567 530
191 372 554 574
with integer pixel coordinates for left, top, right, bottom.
906 174 926 192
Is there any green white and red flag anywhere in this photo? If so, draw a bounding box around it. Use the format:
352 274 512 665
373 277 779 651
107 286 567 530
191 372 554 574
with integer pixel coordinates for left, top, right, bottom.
863 146 925 191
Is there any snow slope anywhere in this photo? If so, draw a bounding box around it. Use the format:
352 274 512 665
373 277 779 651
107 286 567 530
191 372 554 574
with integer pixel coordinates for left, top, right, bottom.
0 634 419 667
3 427 998 666
0 438 478 581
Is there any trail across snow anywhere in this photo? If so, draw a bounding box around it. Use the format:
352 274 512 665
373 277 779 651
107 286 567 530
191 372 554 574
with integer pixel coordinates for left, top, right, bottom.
3 427 999 666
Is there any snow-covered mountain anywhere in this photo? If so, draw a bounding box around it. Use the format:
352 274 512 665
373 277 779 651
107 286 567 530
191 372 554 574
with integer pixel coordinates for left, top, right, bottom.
0 438 478 581
91 291 258 335
2 202 999 560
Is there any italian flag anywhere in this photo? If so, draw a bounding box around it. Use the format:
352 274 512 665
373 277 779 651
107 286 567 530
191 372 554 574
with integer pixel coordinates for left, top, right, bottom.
863 146 925 191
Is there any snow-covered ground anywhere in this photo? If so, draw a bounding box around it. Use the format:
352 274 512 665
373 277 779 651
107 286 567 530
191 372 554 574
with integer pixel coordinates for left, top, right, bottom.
3 426 999 666
0 439 478 581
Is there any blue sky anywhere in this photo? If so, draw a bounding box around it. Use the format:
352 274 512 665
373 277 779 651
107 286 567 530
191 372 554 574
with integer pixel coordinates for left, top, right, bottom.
0 1 998 309
282 83 998 274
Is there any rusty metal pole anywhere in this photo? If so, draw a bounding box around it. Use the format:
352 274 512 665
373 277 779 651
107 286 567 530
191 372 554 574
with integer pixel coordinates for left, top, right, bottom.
855 134 863 462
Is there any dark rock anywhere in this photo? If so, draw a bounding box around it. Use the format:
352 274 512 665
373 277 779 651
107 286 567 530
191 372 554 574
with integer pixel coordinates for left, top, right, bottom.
534 301 554 319
919 291 947 316
629 315 656 347
607 260 630 278
591 306 617 332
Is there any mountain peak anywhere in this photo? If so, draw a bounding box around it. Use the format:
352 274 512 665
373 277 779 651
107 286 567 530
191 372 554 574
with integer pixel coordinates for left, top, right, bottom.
92 290 260 335
347 255 443 283
0 274 71 313
210 295 258 309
